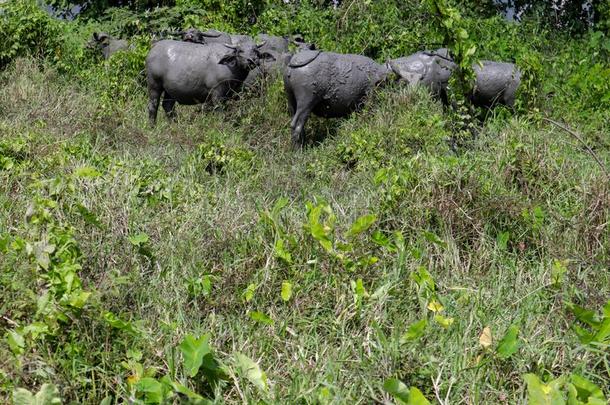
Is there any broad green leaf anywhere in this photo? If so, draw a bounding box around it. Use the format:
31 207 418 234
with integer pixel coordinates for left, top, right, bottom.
410 267 435 293
566 303 600 327
434 315 454 328
38 387 62 405
68 291 91 308
371 230 392 249
99 396 113 405
281 281 292 302
103 312 138 335
408 387 431 405
128 233 149 247
242 283 256 302
12 388 34 405
136 377 165 404
249 311 274 325
274 238 292 264
427 300 444 313
22 323 49 340
524 374 566 405
74 166 101 178
551 260 568 287
13 383 61 405
234 353 268 393
272 197 289 215
593 318 610 343
346 214 376 237
569 374 605 402
383 378 410 403
383 380 430 405
496 325 521 359
179 334 212 378
400 319 428 344
7 330 25 355
159 376 209 403
423 231 447 248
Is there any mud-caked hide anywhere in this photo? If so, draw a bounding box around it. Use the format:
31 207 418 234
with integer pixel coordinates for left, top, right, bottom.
89 32 129 59
145 40 273 126
284 50 390 147
389 49 520 108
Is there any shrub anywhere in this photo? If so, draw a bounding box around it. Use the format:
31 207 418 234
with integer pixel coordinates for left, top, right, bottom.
0 0 63 68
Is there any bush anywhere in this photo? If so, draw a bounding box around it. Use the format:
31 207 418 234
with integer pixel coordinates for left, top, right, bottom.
0 0 64 68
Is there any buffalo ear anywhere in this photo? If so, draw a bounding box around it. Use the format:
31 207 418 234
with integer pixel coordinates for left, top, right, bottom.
219 54 237 67
93 32 99 41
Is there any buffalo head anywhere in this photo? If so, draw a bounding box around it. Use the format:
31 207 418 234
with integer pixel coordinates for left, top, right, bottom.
219 42 276 70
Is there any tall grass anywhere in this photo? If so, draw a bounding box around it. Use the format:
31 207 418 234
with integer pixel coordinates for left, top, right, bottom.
0 58 608 403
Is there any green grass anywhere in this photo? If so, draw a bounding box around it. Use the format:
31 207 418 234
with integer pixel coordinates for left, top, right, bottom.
0 58 609 404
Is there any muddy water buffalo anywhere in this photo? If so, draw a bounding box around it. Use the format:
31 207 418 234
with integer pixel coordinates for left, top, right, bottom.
284 50 390 147
244 34 317 87
181 28 232 45
145 40 274 126
471 61 521 108
88 32 129 59
388 48 455 103
389 50 521 108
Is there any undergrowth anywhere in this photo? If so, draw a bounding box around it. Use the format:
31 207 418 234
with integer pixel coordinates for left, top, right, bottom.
0 55 608 403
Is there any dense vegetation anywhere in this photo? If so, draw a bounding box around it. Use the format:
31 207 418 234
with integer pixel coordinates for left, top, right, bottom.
1 0 609 403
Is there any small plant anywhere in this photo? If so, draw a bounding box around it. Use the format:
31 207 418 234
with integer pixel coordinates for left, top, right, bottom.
524 373 607 404
304 200 379 272
567 300 610 345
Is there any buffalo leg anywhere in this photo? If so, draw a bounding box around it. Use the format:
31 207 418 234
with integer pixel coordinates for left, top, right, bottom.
289 90 316 148
147 81 162 127
161 93 176 121
285 84 296 117
290 107 312 148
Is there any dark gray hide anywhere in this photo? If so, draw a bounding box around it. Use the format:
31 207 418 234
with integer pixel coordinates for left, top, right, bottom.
230 34 256 46
243 35 317 87
389 50 520 108
89 32 129 59
388 48 455 102
243 34 290 86
471 61 521 108
145 40 271 126
182 28 232 45
284 50 390 147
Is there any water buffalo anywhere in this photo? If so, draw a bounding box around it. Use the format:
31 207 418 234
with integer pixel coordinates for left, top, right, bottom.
388 48 455 103
145 40 274 126
244 34 317 87
471 61 521 108
284 50 390 147
389 50 520 108
181 28 232 45
88 32 129 59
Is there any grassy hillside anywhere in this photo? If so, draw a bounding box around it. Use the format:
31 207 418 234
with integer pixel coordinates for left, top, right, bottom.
1 1 609 403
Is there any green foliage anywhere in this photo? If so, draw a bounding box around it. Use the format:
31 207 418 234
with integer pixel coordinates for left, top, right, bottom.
567 300 610 345
233 353 269 393
496 324 521 359
1 1 609 403
0 0 63 68
524 373 607 405
383 379 431 404
12 384 62 405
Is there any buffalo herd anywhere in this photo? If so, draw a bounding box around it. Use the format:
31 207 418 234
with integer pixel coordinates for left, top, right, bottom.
89 29 521 147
